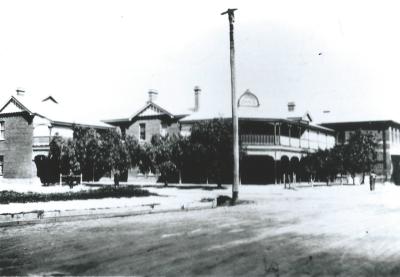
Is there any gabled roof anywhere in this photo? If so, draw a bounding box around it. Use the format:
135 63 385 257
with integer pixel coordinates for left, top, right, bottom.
0 96 34 115
102 101 177 126
305 112 313 122
129 101 174 121
42 96 58 104
287 111 313 122
0 94 111 129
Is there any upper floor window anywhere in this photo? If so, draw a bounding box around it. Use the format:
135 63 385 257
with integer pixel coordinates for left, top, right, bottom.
0 122 4 140
121 128 126 140
139 123 146 141
337 131 345 144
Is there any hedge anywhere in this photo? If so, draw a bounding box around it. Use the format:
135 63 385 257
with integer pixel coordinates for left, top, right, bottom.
0 186 158 204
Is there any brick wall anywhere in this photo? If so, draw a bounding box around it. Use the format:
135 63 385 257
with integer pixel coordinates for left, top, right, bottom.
126 118 161 143
126 117 180 143
0 114 34 178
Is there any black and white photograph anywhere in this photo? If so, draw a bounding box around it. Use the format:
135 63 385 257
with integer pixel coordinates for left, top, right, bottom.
1 0 400 276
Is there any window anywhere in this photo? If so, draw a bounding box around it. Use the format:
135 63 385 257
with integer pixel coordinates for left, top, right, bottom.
337 131 345 144
139 123 146 140
121 128 126 139
0 156 3 176
0 122 4 140
160 123 167 137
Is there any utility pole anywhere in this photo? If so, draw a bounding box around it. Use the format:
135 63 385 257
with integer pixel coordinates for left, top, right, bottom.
221 9 239 203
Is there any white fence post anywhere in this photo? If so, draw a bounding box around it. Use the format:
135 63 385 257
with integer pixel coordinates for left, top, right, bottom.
60 174 62 185
80 173 83 184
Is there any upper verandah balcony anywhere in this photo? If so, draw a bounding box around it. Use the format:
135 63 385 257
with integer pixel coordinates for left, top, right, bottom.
240 120 335 151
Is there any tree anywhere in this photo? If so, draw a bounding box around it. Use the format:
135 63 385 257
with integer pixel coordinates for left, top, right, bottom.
344 130 378 184
47 135 65 183
125 135 141 169
60 138 81 175
100 129 133 185
149 134 177 186
34 155 48 184
329 144 346 184
190 118 240 187
300 130 377 186
301 155 317 184
72 127 104 181
48 126 141 185
137 142 156 177
302 148 338 185
170 135 190 184
316 150 329 183
303 150 331 185
47 135 80 185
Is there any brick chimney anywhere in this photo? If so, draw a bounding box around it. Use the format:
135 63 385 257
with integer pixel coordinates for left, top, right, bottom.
288 101 295 112
193 86 201 112
147 89 158 103
16 88 25 96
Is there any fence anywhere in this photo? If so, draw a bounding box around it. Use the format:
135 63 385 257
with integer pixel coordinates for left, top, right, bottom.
60 173 83 185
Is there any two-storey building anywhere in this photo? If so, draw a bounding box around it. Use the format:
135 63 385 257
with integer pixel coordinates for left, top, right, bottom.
102 89 190 142
0 90 110 179
103 88 335 184
181 90 335 184
321 120 400 182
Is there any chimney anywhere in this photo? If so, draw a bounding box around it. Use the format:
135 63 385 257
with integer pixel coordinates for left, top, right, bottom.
288 101 295 112
147 89 158 103
16 88 25 96
193 86 201 112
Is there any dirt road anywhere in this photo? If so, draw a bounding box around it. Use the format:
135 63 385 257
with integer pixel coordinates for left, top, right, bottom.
1 184 400 276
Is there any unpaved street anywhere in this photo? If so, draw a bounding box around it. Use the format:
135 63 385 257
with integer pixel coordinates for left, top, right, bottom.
1 184 400 276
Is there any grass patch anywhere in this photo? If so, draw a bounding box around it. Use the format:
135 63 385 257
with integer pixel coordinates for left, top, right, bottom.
0 187 158 204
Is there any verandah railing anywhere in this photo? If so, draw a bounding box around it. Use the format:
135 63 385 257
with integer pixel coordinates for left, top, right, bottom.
32 136 51 146
240 134 277 145
241 134 326 150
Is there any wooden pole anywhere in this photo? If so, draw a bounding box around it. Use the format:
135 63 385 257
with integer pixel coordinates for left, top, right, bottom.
221 8 239 203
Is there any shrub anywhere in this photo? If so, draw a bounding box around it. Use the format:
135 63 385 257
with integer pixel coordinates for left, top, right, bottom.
0 187 158 204
216 195 232 206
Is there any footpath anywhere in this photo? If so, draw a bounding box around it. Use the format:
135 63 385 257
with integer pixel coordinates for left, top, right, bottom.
0 181 226 227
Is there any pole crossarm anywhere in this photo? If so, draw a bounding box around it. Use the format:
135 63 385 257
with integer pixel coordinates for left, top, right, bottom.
221 9 237 22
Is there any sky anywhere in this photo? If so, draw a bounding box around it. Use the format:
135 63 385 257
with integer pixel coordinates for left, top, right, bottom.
1 0 400 124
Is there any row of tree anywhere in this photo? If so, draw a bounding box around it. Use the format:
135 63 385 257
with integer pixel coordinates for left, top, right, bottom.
37 127 141 184
301 129 378 185
40 119 236 186
39 121 378 186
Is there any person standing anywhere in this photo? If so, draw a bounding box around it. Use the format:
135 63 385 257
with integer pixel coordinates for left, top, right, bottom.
369 172 376 191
